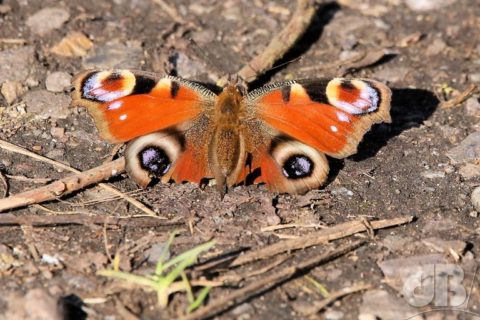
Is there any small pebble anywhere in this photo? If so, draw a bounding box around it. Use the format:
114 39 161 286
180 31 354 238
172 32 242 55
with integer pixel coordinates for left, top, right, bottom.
325 310 344 320
469 73 480 83
0 81 25 104
0 46 35 84
472 187 480 212
421 170 446 179
465 97 480 117
446 132 480 164
26 8 70 36
45 72 72 93
459 164 480 180
331 187 354 197
425 38 447 56
50 127 65 139
146 243 170 264
404 0 457 11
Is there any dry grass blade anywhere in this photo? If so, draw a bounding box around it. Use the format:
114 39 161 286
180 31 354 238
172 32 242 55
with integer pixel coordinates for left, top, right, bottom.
181 240 366 320
0 213 181 227
228 216 413 268
0 139 157 216
299 283 373 315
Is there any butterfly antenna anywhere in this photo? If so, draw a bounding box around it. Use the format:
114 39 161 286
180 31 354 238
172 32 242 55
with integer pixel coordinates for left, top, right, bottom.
243 56 303 83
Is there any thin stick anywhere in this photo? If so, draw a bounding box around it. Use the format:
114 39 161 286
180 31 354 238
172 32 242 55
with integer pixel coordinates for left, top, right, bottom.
299 283 373 315
0 213 182 228
0 171 8 197
0 140 156 216
0 157 125 212
440 84 478 109
0 38 27 45
229 216 413 268
261 223 326 232
181 240 366 320
236 0 317 83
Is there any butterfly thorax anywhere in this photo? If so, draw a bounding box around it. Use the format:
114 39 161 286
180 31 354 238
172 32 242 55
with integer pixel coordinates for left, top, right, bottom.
209 84 247 194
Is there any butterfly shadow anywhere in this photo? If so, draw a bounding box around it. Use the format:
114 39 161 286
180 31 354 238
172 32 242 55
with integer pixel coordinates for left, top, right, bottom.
350 88 439 162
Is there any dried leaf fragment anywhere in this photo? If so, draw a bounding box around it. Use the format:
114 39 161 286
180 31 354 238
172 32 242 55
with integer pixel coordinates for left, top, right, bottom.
51 32 93 57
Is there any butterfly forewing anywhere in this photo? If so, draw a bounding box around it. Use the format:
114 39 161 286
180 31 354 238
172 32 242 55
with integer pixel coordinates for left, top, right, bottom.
71 69 216 143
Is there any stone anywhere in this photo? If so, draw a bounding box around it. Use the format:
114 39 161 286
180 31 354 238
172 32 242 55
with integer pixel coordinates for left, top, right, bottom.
420 170 445 179
446 132 480 164
24 90 71 119
45 72 72 93
378 254 446 291
421 237 467 254
171 51 208 80
425 38 447 56
83 43 143 69
404 0 457 11
26 8 70 36
470 73 480 83
4 289 62 320
331 187 354 197
1 81 25 104
459 163 480 180
50 127 65 139
146 243 170 264
465 97 480 117
472 186 480 212
0 46 35 84
373 66 410 84
360 289 419 319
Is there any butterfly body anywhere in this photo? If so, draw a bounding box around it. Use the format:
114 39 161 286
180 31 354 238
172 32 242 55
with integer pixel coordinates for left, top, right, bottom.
72 70 392 194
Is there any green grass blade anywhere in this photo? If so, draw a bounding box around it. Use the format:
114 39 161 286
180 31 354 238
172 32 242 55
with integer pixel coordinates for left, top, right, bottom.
155 230 180 276
162 240 215 285
187 286 211 313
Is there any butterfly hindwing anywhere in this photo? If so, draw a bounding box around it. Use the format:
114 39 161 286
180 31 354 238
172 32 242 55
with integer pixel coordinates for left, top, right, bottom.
71 69 216 143
242 78 392 193
124 126 212 188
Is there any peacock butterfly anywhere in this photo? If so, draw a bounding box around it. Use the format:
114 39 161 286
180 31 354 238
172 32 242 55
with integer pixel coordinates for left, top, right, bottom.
71 70 391 194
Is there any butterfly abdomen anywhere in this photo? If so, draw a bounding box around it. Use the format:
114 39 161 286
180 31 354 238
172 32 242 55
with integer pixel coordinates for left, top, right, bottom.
207 84 249 192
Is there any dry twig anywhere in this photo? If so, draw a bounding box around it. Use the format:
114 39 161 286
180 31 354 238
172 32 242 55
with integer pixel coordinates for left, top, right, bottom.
228 216 413 268
235 0 317 83
0 212 182 228
299 283 372 315
182 240 366 320
440 84 478 109
0 157 125 212
0 139 158 215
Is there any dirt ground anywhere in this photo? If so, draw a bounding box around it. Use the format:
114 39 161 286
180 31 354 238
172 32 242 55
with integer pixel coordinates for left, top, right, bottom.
1 0 480 319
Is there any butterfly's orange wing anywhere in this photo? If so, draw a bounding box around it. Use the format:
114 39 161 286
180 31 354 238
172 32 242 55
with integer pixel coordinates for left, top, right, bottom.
71 69 216 186
243 78 392 193
71 69 215 143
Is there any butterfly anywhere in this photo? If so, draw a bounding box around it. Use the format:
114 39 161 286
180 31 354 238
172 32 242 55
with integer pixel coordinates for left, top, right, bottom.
71 70 391 195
